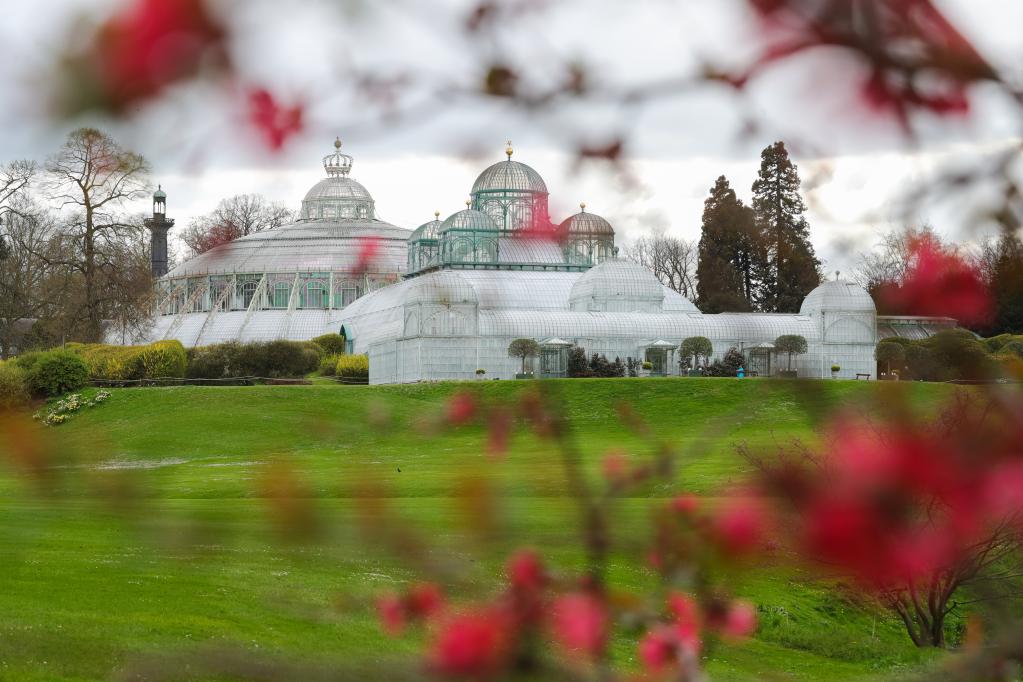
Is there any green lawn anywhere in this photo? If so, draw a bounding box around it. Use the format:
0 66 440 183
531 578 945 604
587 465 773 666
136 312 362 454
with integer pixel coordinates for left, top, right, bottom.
0 379 957 680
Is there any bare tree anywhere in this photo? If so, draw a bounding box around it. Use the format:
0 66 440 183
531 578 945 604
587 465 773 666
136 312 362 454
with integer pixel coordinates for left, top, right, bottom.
0 199 63 358
0 159 35 220
853 225 946 304
622 234 697 300
44 128 150 341
180 193 294 256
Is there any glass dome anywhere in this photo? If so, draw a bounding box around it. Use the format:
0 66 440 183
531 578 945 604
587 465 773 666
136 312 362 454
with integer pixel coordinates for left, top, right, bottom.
439 207 499 234
471 159 548 195
299 139 376 221
410 213 443 242
800 279 876 314
561 206 614 235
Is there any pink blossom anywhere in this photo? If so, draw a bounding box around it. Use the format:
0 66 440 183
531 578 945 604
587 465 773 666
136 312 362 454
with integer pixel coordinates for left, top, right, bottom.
551 593 608 659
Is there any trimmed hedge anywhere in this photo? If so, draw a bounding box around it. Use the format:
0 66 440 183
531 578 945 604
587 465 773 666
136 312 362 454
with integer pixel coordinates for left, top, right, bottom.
0 361 30 409
878 329 1016 381
16 350 89 397
187 340 322 379
336 354 369 383
68 341 188 381
311 333 346 356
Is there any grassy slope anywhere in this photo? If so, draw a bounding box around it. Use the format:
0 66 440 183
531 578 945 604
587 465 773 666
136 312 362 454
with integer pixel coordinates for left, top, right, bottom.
0 379 955 681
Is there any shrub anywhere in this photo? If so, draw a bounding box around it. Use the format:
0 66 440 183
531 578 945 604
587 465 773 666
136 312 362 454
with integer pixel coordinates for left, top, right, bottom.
67 341 188 382
705 347 745 377
336 354 369 383
311 333 346 356
924 329 993 381
567 346 590 378
0 362 30 409
131 341 188 379
187 341 322 379
23 350 89 397
187 342 243 379
319 354 340 376
830 365 841 372
998 340 1023 359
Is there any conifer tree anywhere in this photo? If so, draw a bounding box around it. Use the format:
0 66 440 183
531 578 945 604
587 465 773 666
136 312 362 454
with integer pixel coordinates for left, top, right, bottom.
985 231 1023 335
751 142 821 312
696 176 757 313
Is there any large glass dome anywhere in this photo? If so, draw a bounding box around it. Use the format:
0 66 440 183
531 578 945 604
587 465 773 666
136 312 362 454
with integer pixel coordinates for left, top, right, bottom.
470 144 550 231
150 139 411 347
471 159 548 195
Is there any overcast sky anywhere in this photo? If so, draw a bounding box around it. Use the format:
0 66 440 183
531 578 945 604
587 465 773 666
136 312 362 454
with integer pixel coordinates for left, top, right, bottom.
2 0 1021 273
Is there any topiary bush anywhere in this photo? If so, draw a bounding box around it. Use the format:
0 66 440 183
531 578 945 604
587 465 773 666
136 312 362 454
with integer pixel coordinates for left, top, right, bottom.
0 361 30 410
311 333 346 356
567 346 591 378
23 350 89 397
336 354 369 383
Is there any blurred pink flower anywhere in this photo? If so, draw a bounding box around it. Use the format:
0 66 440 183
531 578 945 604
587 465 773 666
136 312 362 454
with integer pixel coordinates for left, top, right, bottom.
429 608 510 678
92 0 228 111
551 593 608 659
248 88 304 151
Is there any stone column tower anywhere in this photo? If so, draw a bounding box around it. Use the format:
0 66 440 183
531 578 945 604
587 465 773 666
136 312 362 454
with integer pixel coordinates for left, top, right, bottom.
144 185 174 277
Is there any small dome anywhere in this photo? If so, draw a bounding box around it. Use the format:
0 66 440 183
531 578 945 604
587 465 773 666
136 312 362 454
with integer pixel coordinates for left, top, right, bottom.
799 279 876 315
153 185 167 200
569 258 664 313
561 208 614 236
471 160 548 195
440 208 499 234
410 215 443 242
303 177 373 203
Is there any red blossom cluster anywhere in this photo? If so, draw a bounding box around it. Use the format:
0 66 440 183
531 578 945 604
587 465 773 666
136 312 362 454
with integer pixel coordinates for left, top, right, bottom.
378 548 755 679
733 0 996 127
247 89 305 151
879 237 992 325
73 0 228 113
754 394 1023 589
639 593 756 677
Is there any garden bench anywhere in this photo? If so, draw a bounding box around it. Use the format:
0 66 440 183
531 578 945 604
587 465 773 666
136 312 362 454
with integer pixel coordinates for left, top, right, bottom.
855 373 871 380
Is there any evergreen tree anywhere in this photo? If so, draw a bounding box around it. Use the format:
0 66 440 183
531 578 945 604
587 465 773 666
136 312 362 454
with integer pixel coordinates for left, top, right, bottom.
696 176 758 313
751 142 821 312
986 231 1023 335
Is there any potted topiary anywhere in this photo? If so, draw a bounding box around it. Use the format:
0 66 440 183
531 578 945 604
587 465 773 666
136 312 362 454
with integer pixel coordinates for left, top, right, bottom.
640 361 653 377
475 368 486 380
831 364 840 379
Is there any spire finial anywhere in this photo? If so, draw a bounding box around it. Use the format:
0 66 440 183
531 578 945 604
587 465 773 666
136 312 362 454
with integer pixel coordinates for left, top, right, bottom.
334 136 342 150
580 202 586 212
434 210 440 220
836 270 841 281
505 140 513 160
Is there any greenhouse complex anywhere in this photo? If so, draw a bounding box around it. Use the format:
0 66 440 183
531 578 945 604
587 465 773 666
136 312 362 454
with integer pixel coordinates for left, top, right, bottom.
145 140 957 383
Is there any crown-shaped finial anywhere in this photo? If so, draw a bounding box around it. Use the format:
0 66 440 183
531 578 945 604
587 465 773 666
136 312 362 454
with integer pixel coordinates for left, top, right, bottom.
505 140 514 160
465 199 472 208
323 137 353 177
